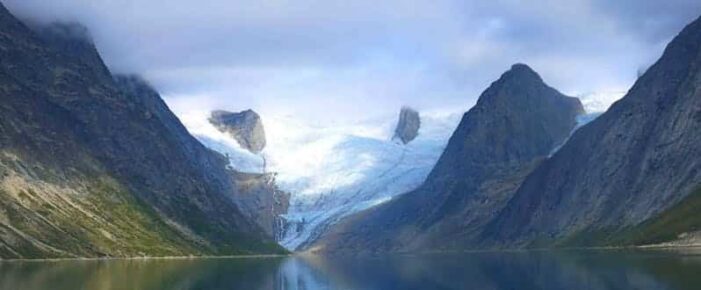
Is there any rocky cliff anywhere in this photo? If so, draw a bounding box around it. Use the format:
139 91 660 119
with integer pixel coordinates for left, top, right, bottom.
231 171 290 240
393 107 420 144
485 15 701 248
312 64 583 253
0 3 284 258
209 110 267 153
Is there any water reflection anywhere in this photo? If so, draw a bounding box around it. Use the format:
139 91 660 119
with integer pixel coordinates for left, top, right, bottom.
0 249 699 290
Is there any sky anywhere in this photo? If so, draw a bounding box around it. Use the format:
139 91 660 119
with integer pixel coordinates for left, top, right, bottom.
4 0 701 122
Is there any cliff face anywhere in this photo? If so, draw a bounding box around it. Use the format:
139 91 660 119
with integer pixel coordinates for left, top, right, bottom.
485 15 701 247
0 4 283 258
231 172 290 240
313 64 583 253
209 110 267 153
393 107 420 144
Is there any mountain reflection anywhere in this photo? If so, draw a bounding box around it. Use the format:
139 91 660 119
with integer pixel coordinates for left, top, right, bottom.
0 249 699 290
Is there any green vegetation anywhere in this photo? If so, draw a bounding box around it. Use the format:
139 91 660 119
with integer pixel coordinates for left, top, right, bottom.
0 172 286 259
551 186 701 248
614 186 701 245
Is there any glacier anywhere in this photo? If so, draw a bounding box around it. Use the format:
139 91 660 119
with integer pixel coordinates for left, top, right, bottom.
172 91 623 251
177 107 461 250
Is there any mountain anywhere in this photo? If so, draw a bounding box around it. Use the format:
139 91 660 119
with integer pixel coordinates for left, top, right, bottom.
311 64 584 253
0 3 284 258
231 171 290 241
180 105 462 250
485 15 701 248
393 107 420 144
209 109 267 153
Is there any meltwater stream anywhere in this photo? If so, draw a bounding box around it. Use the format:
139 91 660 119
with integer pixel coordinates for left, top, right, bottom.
0 249 699 290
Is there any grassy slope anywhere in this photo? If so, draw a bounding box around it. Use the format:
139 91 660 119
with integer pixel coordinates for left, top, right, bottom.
614 186 701 245
0 174 199 259
556 186 701 247
0 153 286 259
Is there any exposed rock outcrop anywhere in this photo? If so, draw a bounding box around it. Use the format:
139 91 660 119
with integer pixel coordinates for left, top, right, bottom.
0 3 284 258
312 64 583 253
231 172 290 240
486 15 701 248
209 110 267 153
393 107 420 144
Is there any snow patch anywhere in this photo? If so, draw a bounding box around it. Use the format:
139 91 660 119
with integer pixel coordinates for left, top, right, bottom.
578 91 626 113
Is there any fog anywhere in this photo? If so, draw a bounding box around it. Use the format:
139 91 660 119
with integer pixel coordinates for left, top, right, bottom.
4 0 700 121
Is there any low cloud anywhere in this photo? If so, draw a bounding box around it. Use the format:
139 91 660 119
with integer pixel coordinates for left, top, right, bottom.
4 0 700 121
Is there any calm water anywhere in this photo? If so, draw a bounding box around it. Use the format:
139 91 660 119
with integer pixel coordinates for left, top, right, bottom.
1 249 700 290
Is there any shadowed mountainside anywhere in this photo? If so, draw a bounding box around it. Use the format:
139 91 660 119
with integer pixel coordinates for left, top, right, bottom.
0 3 284 258
485 15 701 248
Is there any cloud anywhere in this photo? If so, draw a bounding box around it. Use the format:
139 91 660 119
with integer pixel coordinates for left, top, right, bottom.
3 0 700 121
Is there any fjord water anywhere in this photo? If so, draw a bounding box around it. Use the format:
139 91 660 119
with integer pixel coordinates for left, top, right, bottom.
1 249 699 290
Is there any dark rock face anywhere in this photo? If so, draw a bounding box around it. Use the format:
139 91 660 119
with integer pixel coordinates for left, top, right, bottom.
486 15 701 247
231 172 290 240
313 64 583 253
35 22 113 84
209 110 266 153
393 107 420 144
0 3 283 258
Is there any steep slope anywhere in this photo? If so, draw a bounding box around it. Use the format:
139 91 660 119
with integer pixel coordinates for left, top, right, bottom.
487 15 701 247
313 64 584 253
0 3 283 258
230 171 290 241
614 186 701 246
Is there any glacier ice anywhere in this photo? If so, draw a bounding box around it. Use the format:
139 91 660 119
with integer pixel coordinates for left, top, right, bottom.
173 91 619 251
178 107 461 250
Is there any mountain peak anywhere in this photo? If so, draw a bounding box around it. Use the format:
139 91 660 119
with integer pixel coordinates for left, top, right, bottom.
509 63 535 72
393 106 421 144
500 63 543 84
311 61 584 253
209 109 267 153
473 63 577 115
486 14 701 247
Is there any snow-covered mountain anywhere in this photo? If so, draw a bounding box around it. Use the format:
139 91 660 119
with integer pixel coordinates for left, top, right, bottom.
173 91 622 250
177 108 461 250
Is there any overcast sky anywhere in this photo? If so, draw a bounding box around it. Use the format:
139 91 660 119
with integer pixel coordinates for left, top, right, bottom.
4 0 701 121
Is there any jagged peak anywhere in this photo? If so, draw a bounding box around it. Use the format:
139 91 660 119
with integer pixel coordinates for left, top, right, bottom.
473 63 557 109
500 63 543 83
209 109 266 153
393 106 421 144
213 109 252 118
626 14 701 102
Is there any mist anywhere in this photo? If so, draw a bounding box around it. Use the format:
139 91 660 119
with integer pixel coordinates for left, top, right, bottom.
4 0 700 122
